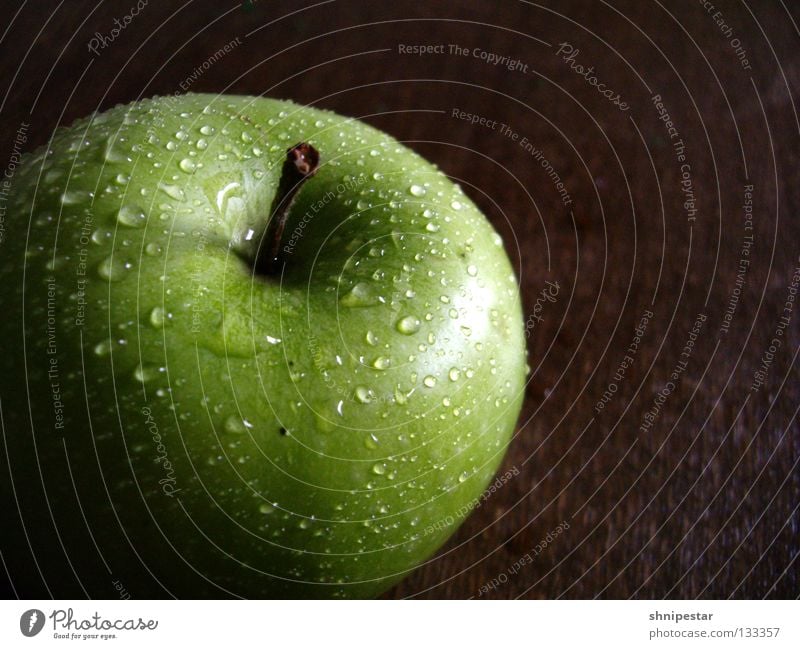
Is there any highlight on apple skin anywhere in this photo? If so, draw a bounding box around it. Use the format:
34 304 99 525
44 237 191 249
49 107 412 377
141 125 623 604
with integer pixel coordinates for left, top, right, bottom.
0 94 527 598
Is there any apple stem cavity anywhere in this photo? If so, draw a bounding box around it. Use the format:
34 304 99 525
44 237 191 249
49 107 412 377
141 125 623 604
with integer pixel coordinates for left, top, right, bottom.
257 142 320 275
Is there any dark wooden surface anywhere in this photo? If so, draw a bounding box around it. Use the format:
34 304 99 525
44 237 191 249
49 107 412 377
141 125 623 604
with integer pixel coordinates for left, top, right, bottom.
1 0 797 599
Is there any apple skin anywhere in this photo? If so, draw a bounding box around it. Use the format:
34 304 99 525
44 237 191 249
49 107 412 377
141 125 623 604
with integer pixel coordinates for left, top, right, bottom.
0 94 526 598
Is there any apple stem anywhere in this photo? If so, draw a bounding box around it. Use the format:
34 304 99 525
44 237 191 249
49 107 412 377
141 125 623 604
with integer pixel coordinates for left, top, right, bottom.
258 142 320 274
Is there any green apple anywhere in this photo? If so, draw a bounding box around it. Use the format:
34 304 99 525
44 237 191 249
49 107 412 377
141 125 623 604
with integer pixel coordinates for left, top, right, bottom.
0 94 526 598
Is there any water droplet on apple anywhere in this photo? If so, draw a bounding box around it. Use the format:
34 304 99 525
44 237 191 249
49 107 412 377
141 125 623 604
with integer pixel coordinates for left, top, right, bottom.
448 367 460 381
149 306 167 328
340 282 377 308
179 158 197 173
258 502 275 514
97 256 128 281
450 200 463 210
144 242 163 256
467 264 478 276
45 257 66 271
395 315 420 335
423 375 437 388
364 433 379 449
371 462 386 475
409 184 426 197
224 415 253 435
117 204 147 228
372 356 390 370
93 340 112 356
133 364 159 383
199 124 214 135
60 190 89 205
355 386 373 404
458 471 469 483
104 139 130 163
158 182 185 201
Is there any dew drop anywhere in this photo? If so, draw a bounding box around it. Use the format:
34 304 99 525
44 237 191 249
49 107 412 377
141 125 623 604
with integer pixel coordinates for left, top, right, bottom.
409 184 426 197
451 200 463 210
258 503 275 514
467 264 478 277
371 462 386 475
448 367 461 381
423 375 437 388
364 433 379 449
144 242 163 256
